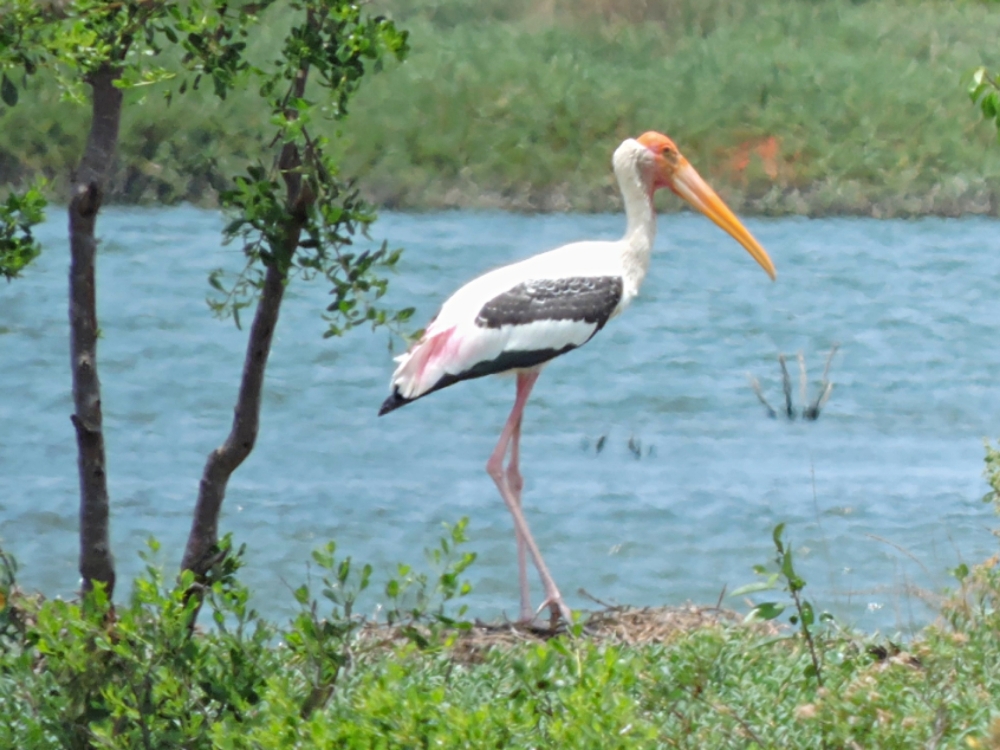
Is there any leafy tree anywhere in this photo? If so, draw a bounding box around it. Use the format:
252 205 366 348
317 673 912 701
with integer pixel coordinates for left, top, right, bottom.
0 0 411 605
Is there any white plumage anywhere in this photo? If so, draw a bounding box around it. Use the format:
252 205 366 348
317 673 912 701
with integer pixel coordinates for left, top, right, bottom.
387 239 631 402
380 132 776 624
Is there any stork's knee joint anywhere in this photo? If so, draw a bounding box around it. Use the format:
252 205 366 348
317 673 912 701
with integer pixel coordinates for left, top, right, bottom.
485 457 504 480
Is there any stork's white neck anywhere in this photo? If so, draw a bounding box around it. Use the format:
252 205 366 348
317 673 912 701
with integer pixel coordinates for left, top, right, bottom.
613 139 658 298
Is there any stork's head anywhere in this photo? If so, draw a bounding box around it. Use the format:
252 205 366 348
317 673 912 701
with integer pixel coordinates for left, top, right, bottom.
636 131 776 281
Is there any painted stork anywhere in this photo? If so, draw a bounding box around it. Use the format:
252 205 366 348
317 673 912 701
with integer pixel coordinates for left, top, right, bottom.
379 132 776 624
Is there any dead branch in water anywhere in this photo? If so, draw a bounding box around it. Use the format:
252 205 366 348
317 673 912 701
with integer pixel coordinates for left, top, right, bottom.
778 354 795 419
747 375 777 419
804 343 840 421
751 345 840 421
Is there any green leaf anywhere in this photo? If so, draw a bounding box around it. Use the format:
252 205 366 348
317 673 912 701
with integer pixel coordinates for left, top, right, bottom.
337 557 351 585
1 74 17 107
730 579 778 597
745 602 785 622
311 547 334 569
548 638 571 657
969 66 988 102
781 549 796 580
293 584 309 605
982 92 999 119
772 523 786 551
952 563 970 582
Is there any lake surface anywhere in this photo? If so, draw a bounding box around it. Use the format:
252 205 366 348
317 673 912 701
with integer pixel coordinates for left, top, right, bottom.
2 206 998 633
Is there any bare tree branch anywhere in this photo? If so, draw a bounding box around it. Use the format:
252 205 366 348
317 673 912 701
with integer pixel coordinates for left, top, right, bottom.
797 351 807 411
804 343 839 421
778 354 794 420
747 374 777 419
70 65 123 597
820 342 839 383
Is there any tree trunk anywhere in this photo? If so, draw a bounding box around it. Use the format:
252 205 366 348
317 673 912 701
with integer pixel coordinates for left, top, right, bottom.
70 66 123 597
181 69 312 577
179 259 289 575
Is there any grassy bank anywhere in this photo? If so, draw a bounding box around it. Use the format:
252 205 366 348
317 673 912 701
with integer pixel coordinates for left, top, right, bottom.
348 0 1000 216
2 518 1000 748
2 458 999 746
3 0 1000 216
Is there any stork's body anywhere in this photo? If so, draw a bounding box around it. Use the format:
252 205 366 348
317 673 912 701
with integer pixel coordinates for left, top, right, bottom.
380 132 776 623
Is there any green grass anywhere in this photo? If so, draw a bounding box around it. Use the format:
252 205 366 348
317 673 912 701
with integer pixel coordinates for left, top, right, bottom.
219 619 1000 748
3 525 1000 749
2 0 1000 215
277 615 1000 749
341 0 1000 215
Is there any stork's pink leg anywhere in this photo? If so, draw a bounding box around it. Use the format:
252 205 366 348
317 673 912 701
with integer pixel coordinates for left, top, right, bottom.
506 411 531 620
486 371 572 624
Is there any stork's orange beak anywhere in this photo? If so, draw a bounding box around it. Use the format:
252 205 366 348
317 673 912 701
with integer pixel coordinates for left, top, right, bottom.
666 159 777 281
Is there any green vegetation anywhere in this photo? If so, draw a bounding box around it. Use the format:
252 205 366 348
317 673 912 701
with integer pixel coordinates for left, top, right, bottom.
3 504 1000 748
0 0 415 606
4 0 1000 215
971 65 1000 138
986 440 1000 507
3 3 1000 744
0 181 45 280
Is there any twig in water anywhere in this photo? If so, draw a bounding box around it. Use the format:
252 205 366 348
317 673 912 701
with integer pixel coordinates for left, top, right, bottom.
804 383 833 421
750 345 839 421
747 375 777 419
946 531 964 567
821 342 840 383
804 343 839 420
778 354 795 420
811 462 837 612
864 533 932 578
627 434 642 459
797 351 808 413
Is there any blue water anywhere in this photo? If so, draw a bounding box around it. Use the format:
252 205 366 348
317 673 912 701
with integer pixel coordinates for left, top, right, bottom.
2 206 998 633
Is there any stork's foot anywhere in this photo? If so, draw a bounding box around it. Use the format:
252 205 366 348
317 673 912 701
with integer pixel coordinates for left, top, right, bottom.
536 592 573 627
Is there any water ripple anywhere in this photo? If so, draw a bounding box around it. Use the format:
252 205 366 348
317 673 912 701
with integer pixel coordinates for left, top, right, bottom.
1 207 998 632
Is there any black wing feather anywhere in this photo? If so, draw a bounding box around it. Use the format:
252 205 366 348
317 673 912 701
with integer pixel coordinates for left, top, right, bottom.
379 275 624 416
475 276 623 330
